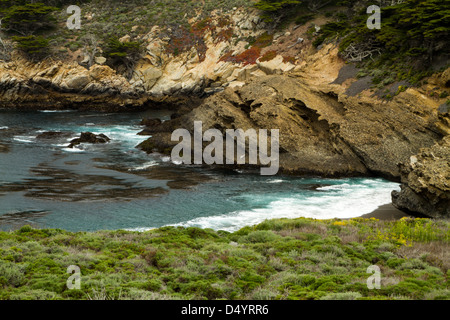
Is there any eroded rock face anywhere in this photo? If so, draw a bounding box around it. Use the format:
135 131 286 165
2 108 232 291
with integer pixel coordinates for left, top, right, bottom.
392 136 450 218
0 8 288 110
140 71 444 179
0 58 149 110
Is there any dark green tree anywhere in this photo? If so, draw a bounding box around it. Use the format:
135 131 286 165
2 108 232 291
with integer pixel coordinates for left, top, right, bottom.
104 37 143 79
1 2 58 35
255 0 302 12
0 2 59 59
11 35 49 56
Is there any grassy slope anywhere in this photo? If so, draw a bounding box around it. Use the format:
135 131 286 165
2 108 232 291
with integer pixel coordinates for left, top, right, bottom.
0 217 448 300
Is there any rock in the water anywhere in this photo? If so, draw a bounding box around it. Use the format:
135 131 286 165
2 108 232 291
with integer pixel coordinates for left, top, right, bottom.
140 118 162 127
68 132 110 148
0 143 9 153
137 133 177 155
392 136 450 218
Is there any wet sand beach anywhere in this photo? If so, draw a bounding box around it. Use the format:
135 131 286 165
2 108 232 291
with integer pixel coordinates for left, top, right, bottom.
360 203 412 220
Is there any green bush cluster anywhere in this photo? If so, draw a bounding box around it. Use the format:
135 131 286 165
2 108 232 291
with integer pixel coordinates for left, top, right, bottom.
0 217 448 300
0 2 60 59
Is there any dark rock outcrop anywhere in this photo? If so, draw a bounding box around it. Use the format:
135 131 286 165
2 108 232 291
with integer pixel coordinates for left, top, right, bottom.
139 73 445 179
0 142 9 153
392 136 450 218
68 132 110 148
36 131 73 140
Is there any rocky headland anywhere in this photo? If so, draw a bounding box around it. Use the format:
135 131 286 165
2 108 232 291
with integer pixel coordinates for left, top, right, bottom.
0 4 448 218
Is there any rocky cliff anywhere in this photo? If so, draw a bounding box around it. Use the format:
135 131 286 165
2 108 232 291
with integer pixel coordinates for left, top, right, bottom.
0 8 283 110
392 136 449 218
138 43 449 181
0 58 146 110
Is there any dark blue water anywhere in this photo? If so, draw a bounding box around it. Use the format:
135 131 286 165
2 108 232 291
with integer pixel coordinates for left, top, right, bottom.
0 109 400 232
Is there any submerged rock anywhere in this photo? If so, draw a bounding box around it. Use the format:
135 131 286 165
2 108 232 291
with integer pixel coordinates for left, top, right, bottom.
36 131 73 140
68 132 111 148
392 136 450 218
0 142 9 153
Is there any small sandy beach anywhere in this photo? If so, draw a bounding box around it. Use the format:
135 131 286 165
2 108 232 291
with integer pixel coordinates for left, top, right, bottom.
360 203 412 220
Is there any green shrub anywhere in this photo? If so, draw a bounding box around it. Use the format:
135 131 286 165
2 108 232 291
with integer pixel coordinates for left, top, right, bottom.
242 230 280 243
320 291 362 300
179 280 223 299
235 271 266 293
1 3 58 35
9 289 58 300
0 261 26 287
17 225 33 234
0 217 448 300
104 37 142 79
12 35 50 59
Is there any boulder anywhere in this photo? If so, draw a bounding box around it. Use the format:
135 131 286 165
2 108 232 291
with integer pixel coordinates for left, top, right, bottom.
95 56 107 65
138 65 163 90
63 72 91 91
68 132 110 148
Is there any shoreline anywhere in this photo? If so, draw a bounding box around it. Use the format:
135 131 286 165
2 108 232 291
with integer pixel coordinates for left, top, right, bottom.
360 203 412 220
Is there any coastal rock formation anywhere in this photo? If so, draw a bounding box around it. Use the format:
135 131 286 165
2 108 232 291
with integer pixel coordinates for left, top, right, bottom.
392 136 450 218
139 48 447 180
0 8 277 110
68 132 110 148
0 58 149 110
1 4 449 217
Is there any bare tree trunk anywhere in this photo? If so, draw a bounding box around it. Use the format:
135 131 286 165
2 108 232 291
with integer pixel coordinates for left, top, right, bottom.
82 34 99 68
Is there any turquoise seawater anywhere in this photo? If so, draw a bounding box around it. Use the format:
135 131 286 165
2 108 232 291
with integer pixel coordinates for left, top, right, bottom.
0 109 400 232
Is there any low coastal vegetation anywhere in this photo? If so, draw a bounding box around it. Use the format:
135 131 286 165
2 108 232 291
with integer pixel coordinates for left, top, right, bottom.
0 217 448 300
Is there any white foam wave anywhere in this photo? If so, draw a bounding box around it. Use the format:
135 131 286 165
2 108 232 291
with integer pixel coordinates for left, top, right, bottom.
128 161 158 171
13 136 35 143
266 179 284 184
83 125 146 148
316 183 351 191
163 180 400 232
124 227 156 232
61 146 85 153
0 126 9 130
171 158 183 165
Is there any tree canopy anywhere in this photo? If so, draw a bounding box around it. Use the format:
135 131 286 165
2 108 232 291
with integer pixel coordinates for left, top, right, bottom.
1 2 58 35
